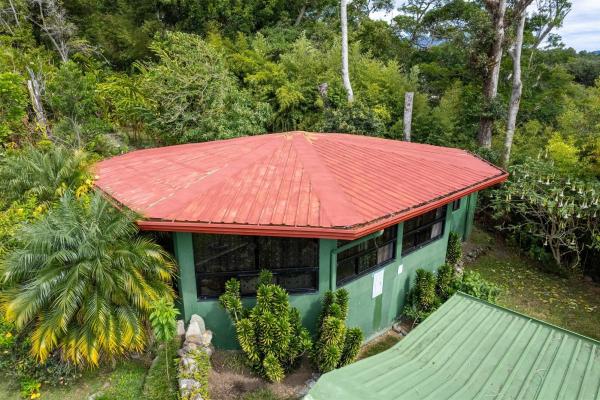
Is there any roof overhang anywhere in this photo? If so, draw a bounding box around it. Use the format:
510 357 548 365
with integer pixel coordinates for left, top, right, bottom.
135 171 508 240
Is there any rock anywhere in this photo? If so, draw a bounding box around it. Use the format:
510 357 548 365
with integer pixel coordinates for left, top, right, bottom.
392 322 408 336
298 373 321 397
200 330 213 346
177 348 188 357
87 392 104 400
183 342 198 353
186 321 204 345
176 319 186 337
202 345 214 357
179 378 201 391
190 314 206 334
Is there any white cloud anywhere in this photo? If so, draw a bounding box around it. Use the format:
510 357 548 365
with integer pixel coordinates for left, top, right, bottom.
371 0 600 52
555 0 600 51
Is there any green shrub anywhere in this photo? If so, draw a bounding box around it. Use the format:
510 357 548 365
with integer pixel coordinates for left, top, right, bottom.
313 289 363 373
404 269 440 322
0 316 82 391
404 267 501 323
149 298 179 383
455 271 501 303
219 270 312 382
489 157 599 276
446 231 463 267
19 377 41 399
179 349 211 400
414 269 439 311
436 264 457 301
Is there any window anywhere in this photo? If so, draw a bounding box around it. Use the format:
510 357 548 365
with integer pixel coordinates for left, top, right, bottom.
336 225 397 286
402 206 447 255
193 234 319 299
452 198 461 211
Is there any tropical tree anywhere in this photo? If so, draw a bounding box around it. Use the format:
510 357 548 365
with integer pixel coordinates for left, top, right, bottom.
139 31 271 144
0 145 90 206
501 0 534 167
0 192 176 366
149 298 179 381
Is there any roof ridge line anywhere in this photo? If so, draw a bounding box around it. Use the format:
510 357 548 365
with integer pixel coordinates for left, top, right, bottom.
291 133 364 227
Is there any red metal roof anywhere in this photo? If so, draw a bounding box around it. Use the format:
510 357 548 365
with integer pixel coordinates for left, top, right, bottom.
94 132 507 239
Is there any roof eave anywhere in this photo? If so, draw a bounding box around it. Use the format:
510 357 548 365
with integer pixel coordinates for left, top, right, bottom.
136 171 508 240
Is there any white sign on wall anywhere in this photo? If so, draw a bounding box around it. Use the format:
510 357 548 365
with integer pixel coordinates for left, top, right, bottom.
372 269 384 298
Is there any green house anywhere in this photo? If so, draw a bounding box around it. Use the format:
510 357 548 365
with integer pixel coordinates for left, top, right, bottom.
95 131 507 348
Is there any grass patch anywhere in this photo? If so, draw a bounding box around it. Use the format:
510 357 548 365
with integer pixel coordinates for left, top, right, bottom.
212 350 249 374
242 388 296 400
96 361 149 400
358 332 401 360
0 360 150 400
142 339 180 400
466 227 600 341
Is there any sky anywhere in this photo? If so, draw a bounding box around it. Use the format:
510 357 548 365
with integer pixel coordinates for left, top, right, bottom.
371 0 600 52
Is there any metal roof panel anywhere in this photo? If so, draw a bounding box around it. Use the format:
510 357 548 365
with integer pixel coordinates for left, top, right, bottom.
94 132 508 238
306 293 600 400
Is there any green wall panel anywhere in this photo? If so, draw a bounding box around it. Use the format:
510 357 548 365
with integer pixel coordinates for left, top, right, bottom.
342 204 453 341
448 192 478 240
174 194 478 349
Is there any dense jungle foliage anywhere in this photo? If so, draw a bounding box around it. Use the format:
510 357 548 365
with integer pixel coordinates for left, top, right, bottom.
0 0 599 394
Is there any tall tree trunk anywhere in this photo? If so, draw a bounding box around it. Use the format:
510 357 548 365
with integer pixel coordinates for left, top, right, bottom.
295 3 307 26
8 0 20 26
403 92 414 142
477 0 507 148
341 0 354 103
502 5 528 167
26 67 52 139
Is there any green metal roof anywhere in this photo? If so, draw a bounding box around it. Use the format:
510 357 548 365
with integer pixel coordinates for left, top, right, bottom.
305 292 600 400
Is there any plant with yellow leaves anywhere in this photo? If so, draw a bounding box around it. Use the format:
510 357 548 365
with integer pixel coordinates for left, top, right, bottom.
0 192 176 367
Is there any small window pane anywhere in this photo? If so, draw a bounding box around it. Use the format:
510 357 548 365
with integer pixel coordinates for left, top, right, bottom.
452 199 461 211
275 270 318 292
336 259 356 283
336 225 397 285
431 221 443 238
401 206 446 255
377 242 395 264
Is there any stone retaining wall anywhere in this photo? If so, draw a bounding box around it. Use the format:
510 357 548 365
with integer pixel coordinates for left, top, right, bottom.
177 315 213 400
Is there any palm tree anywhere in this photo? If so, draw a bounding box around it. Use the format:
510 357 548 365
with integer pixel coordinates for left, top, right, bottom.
0 192 176 366
0 145 89 207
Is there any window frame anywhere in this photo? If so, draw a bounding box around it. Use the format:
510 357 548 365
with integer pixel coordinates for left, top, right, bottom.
401 206 447 256
452 198 462 211
193 235 320 300
336 226 398 287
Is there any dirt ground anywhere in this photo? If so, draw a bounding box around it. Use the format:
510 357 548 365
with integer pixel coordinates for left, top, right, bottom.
209 350 313 400
209 328 408 400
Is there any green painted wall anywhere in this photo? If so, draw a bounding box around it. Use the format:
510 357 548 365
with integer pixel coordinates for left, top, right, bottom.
174 194 479 348
449 192 478 240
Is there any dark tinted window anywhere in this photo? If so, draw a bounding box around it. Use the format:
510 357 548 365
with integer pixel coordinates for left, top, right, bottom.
336 226 397 286
402 206 447 255
452 199 461 211
193 234 318 298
